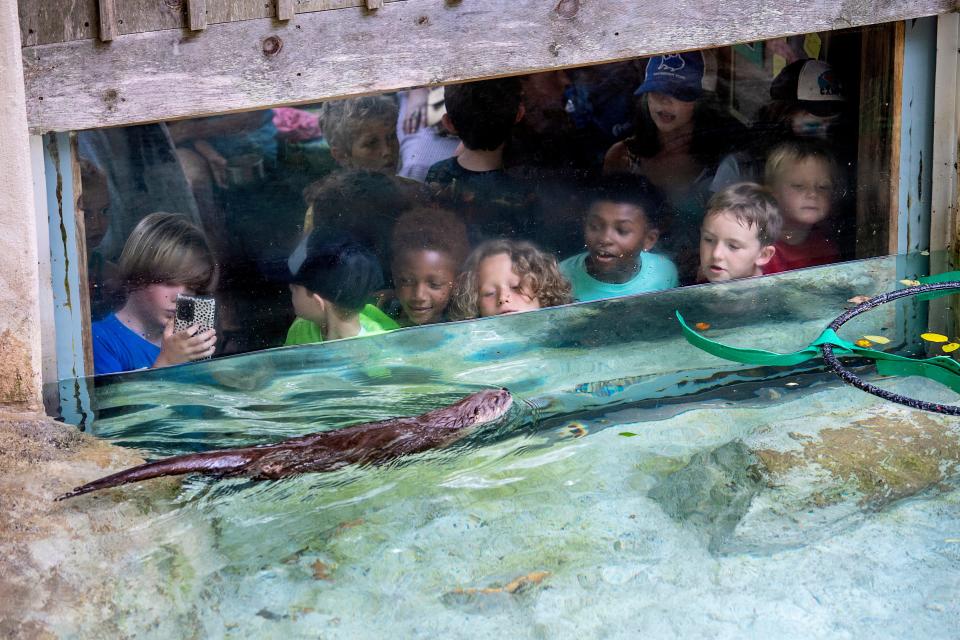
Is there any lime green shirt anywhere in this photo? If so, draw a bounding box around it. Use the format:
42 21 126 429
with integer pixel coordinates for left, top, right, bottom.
284 304 399 346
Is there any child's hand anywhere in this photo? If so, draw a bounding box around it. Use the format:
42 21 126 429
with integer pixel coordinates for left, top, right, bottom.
402 88 429 134
153 319 217 368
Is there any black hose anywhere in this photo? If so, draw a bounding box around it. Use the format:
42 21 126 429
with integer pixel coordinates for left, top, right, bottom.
821 281 960 415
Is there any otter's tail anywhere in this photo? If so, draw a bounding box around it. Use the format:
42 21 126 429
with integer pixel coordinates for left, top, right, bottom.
56 449 260 501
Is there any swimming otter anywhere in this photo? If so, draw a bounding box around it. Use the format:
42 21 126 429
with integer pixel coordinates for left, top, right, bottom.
57 389 513 500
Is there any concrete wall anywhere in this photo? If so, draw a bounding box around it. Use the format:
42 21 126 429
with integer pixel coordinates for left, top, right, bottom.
0 1 42 410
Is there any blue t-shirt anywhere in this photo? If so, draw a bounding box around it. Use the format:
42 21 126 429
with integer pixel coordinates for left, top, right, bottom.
92 314 160 375
560 251 679 303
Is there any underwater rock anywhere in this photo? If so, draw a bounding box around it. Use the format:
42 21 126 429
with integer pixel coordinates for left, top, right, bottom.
647 440 765 553
753 413 960 507
647 407 960 556
0 412 220 638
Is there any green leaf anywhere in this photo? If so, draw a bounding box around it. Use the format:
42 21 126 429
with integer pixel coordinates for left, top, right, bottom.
619 431 638 437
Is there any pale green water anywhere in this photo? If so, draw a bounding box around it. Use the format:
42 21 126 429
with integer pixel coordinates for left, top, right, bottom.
53 255 960 638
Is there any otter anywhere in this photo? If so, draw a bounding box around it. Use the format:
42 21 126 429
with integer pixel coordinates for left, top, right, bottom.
57 389 513 501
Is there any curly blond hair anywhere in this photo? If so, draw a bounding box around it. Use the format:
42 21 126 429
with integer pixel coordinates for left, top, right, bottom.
449 239 572 320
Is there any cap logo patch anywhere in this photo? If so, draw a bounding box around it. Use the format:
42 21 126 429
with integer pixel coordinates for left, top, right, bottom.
817 70 841 96
657 54 687 72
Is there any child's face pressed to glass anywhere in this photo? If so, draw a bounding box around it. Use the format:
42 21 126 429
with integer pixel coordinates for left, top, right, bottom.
584 201 658 283
477 252 540 317
345 121 400 173
392 249 458 325
772 158 834 228
699 211 774 282
646 92 696 134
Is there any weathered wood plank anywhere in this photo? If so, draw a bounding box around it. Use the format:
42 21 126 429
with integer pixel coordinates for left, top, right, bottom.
365 0 383 10
855 22 903 258
18 0 405 46
114 0 186 35
97 0 118 42
277 0 296 21
22 0 954 133
18 0 97 47
188 0 208 31
68 134 95 377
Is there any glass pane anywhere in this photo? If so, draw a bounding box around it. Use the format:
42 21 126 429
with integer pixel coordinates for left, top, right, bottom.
74 25 902 374
47 252 960 637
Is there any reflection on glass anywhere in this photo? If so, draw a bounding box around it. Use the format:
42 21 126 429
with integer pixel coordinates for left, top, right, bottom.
76 27 893 372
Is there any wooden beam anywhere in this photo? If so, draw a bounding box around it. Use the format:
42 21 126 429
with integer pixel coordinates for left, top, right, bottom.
97 0 118 42
855 22 903 259
19 0 404 46
277 0 296 21
67 134 95 377
931 13 960 263
22 0 954 133
187 0 207 31
365 0 384 9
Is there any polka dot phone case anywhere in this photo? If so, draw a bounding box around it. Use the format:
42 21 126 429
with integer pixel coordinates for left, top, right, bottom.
174 294 217 360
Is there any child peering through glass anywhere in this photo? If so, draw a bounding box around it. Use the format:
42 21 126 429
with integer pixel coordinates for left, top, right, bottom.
449 239 573 319
389 207 471 326
91 212 218 375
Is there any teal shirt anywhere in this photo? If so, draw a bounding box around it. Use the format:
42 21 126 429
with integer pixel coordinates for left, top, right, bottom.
284 304 399 346
560 251 679 303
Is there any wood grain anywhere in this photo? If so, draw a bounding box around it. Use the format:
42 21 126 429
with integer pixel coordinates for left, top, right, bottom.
188 0 207 31
854 22 904 258
18 0 404 45
22 0 953 133
277 0 296 21
18 0 97 47
68 134 95 375
97 0 118 41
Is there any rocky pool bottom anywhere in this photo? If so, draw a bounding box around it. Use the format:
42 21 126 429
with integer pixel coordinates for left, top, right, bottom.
2 373 958 639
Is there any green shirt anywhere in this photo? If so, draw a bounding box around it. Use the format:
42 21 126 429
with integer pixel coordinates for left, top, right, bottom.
284 304 399 346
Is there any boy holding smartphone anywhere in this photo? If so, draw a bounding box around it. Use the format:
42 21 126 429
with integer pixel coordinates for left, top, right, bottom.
91 212 218 375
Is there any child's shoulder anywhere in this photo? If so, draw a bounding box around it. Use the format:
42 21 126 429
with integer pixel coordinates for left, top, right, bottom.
559 251 588 275
638 251 679 287
359 304 401 334
425 157 464 184
285 317 324 346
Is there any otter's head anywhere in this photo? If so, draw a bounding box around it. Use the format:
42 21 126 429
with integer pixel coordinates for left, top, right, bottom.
459 388 514 426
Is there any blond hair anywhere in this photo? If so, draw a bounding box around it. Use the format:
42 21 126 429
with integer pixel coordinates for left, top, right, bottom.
704 182 782 246
764 139 842 196
449 239 572 320
118 212 217 294
319 96 399 152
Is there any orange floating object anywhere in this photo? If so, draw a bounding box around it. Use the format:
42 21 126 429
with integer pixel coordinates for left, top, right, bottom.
694 322 711 331
855 339 872 348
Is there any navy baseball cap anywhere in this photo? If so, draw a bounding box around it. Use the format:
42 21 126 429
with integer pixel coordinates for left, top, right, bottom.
634 52 705 102
287 231 384 312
